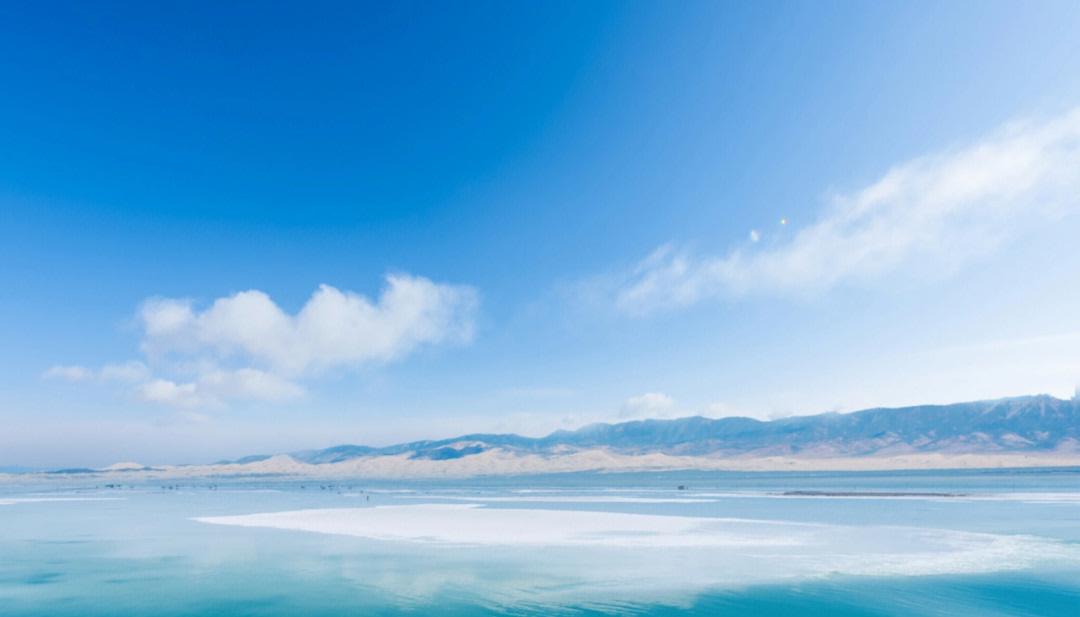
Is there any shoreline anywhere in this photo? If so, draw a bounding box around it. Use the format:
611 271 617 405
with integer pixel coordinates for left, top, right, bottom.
4 449 1080 482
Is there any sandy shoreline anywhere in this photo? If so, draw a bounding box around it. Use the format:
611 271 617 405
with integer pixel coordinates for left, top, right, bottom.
4 448 1080 482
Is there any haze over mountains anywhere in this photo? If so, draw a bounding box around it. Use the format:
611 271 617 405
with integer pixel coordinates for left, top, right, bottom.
275 394 1080 464
8 395 1080 478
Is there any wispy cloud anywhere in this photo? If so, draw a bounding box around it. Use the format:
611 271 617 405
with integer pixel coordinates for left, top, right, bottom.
43 365 94 381
44 361 149 383
48 274 479 409
135 379 209 409
619 391 676 419
133 369 304 409
705 402 791 422
499 387 576 399
98 361 151 383
596 107 1080 314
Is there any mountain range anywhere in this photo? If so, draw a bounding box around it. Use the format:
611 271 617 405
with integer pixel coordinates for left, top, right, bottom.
9 394 1080 478
228 394 1080 465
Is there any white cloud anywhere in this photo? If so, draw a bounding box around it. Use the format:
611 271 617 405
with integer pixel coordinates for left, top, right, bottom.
133 369 304 409
620 392 676 419
136 379 209 409
140 275 479 375
43 365 93 381
49 273 477 410
141 298 196 339
44 362 151 383
605 107 1080 314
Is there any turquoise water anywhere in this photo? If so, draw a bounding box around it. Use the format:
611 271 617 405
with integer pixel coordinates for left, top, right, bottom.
2 469 1080 615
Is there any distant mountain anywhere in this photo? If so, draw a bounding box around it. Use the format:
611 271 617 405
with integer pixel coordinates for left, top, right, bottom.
274 395 1080 464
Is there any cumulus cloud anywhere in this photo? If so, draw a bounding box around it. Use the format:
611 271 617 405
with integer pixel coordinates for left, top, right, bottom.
603 107 1080 314
49 273 478 409
140 275 478 375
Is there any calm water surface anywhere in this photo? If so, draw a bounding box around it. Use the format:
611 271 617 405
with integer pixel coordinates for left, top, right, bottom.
2 469 1079 616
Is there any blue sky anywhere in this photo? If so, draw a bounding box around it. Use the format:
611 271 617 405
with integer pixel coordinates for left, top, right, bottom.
3 1 1080 467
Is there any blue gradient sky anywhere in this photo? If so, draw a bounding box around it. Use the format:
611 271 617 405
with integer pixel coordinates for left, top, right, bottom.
3 1 1080 467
